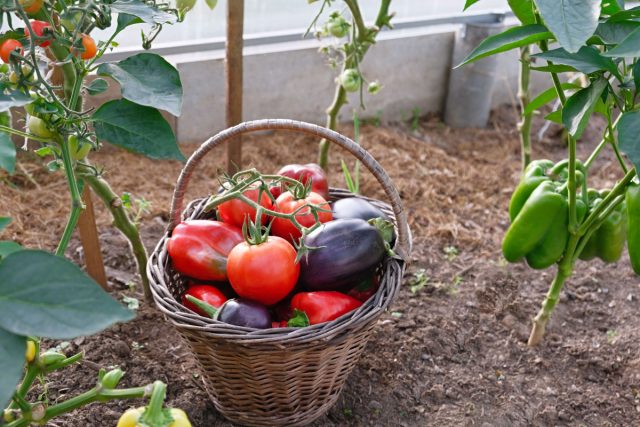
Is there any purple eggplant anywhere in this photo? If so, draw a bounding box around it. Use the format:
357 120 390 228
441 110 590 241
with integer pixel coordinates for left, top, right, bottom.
331 197 389 221
185 295 271 329
300 219 386 291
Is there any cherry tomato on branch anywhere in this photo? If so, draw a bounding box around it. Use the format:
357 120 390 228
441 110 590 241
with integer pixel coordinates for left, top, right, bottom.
72 34 97 60
25 20 53 48
339 68 362 92
0 40 23 63
20 0 43 15
27 115 56 138
274 163 329 199
167 220 244 281
227 235 300 306
182 284 227 316
271 191 332 243
68 134 91 160
217 187 274 228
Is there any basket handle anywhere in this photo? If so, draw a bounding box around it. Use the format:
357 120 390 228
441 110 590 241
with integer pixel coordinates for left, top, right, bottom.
169 119 411 261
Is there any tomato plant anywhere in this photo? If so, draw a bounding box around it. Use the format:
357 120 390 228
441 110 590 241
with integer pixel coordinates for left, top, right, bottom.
462 0 640 346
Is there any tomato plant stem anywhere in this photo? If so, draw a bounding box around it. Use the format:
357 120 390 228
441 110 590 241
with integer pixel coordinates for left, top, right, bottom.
80 169 151 300
517 46 532 171
56 138 85 256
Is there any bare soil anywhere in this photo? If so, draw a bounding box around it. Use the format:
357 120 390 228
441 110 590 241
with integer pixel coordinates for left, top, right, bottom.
2 105 639 427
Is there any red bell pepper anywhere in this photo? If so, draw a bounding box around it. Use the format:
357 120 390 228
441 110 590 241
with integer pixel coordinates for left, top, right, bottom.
290 291 362 325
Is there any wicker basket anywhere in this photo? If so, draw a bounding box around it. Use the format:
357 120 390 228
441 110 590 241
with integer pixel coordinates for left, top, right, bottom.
148 119 411 426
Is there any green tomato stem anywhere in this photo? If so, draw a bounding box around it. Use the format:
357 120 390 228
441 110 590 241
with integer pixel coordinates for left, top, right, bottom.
0 125 53 143
56 137 85 256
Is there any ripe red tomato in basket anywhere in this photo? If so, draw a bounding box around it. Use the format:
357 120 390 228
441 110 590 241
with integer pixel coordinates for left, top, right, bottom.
272 163 329 199
218 187 274 228
182 284 227 316
270 191 332 243
290 291 363 325
167 220 244 281
227 236 300 306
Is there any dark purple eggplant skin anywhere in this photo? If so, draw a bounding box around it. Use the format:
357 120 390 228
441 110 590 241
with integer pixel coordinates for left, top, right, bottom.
300 219 385 291
218 299 271 329
331 197 388 221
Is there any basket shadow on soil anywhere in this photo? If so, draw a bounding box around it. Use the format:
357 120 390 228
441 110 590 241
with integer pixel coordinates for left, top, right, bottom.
2 106 639 426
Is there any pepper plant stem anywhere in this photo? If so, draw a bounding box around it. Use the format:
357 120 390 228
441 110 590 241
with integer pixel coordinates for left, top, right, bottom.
585 114 621 170
517 45 532 171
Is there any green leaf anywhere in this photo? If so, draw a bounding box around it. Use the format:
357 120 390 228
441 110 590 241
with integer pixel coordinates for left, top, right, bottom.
633 60 640 90
523 83 581 116
618 110 640 173
287 309 310 327
0 250 134 339
534 0 600 53
0 241 22 259
177 0 196 12
595 21 640 45
532 46 619 76
545 109 563 124
456 25 552 67
0 328 26 409
0 130 15 174
0 90 32 112
508 0 535 24
463 0 480 10
97 53 182 116
341 160 356 193
530 64 578 73
92 99 184 161
86 78 109 96
0 217 10 232
110 1 177 26
116 13 144 34
562 78 607 139
602 26 640 57
204 0 217 9
608 5 640 22
602 0 625 15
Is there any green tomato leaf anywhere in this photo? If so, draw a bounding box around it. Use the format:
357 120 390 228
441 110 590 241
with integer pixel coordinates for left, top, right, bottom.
523 83 581 116
456 24 552 67
0 90 32 112
0 130 15 175
110 1 177 26
595 21 640 45
618 110 640 174
0 217 10 232
530 64 578 73
0 328 26 409
116 13 144 34
97 53 182 117
562 78 607 139
204 0 217 9
0 241 22 260
0 250 134 339
92 99 184 161
463 0 480 10
602 25 640 57
532 46 619 77
508 0 535 24
534 0 600 53
86 78 109 96
177 0 196 13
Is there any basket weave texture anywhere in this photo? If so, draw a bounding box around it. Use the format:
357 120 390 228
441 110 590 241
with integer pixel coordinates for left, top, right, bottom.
148 119 411 426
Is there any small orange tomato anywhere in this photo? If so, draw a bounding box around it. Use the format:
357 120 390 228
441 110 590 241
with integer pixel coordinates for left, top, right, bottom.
72 34 97 60
20 0 43 15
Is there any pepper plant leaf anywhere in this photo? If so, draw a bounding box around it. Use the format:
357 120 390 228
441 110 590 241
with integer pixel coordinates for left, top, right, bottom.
595 21 640 45
602 25 640 57
508 0 535 25
562 78 608 139
92 99 185 161
0 217 10 232
0 130 15 174
618 110 640 174
97 53 183 116
0 250 134 339
0 241 22 259
601 0 625 15
534 0 600 53
0 328 26 409
456 24 552 67
523 83 581 116
533 46 620 77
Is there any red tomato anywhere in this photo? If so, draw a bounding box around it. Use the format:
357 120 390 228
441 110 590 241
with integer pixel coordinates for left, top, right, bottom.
218 187 274 228
290 291 363 325
271 321 288 328
20 0 43 15
227 236 300 306
270 191 332 242
0 40 23 63
25 20 52 48
273 163 329 199
182 284 227 316
167 220 244 281
71 34 97 60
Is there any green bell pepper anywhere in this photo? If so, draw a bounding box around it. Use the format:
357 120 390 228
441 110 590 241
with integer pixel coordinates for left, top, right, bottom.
627 183 640 275
579 190 627 263
509 159 554 221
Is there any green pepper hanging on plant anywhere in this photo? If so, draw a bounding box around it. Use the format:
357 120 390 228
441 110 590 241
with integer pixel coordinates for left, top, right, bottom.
626 182 640 275
579 189 627 263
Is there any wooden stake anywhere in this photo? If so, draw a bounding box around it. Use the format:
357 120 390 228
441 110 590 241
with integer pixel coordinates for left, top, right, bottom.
226 0 244 174
78 186 108 290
